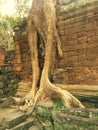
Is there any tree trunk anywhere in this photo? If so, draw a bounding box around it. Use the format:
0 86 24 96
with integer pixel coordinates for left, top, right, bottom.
20 0 84 111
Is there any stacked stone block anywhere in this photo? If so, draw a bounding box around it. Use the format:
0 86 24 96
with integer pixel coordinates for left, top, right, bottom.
13 19 32 81
0 51 17 98
54 0 98 85
0 46 6 65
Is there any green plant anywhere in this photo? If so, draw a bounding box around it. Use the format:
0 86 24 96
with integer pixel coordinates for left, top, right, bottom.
53 102 63 109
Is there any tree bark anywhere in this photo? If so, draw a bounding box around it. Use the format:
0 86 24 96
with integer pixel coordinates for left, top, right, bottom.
20 0 84 111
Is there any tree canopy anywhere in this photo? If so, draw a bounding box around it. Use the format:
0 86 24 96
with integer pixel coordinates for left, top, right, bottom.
0 0 32 50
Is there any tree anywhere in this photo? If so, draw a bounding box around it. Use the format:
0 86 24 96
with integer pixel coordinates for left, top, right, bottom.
0 16 14 50
15 0 32 18
20 0 84 111
0 0 32 50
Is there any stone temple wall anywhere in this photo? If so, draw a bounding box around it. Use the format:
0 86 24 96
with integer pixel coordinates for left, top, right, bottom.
13 20 32 81
0 51 17 98
0 46 6 65
14 0 98 85
54 0 98 85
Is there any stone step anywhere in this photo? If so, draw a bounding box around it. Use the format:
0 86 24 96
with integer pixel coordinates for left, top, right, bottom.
29 125 53 130
0 110 27 129
9 117 34 130
29 126 38 130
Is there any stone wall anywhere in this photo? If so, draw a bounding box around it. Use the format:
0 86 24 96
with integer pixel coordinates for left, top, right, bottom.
14 0 98 85
0 51 17 98
13 20 32 81
0 46 6 65
54 0 98 85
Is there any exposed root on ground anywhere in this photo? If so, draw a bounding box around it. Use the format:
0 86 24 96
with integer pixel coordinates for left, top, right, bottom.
19 79 84 112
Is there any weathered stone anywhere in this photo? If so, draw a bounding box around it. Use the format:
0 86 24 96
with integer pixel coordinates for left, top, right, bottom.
9 118 34 130
0 111 27 129
0 50 18 98
0 46 6 65
0 106 98 130
29 125 41 130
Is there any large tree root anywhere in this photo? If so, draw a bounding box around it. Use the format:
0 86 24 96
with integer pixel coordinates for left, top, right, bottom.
19 79 84 112
46 81 85 108
34 85 84 109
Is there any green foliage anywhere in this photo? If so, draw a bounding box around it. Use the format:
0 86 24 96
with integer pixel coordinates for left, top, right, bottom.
0 0 32 50
0 15 25 50
53 102 63 109
15 0 32 18
0 15 16 50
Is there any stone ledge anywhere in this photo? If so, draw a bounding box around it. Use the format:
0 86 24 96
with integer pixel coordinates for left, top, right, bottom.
0 110 27 129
